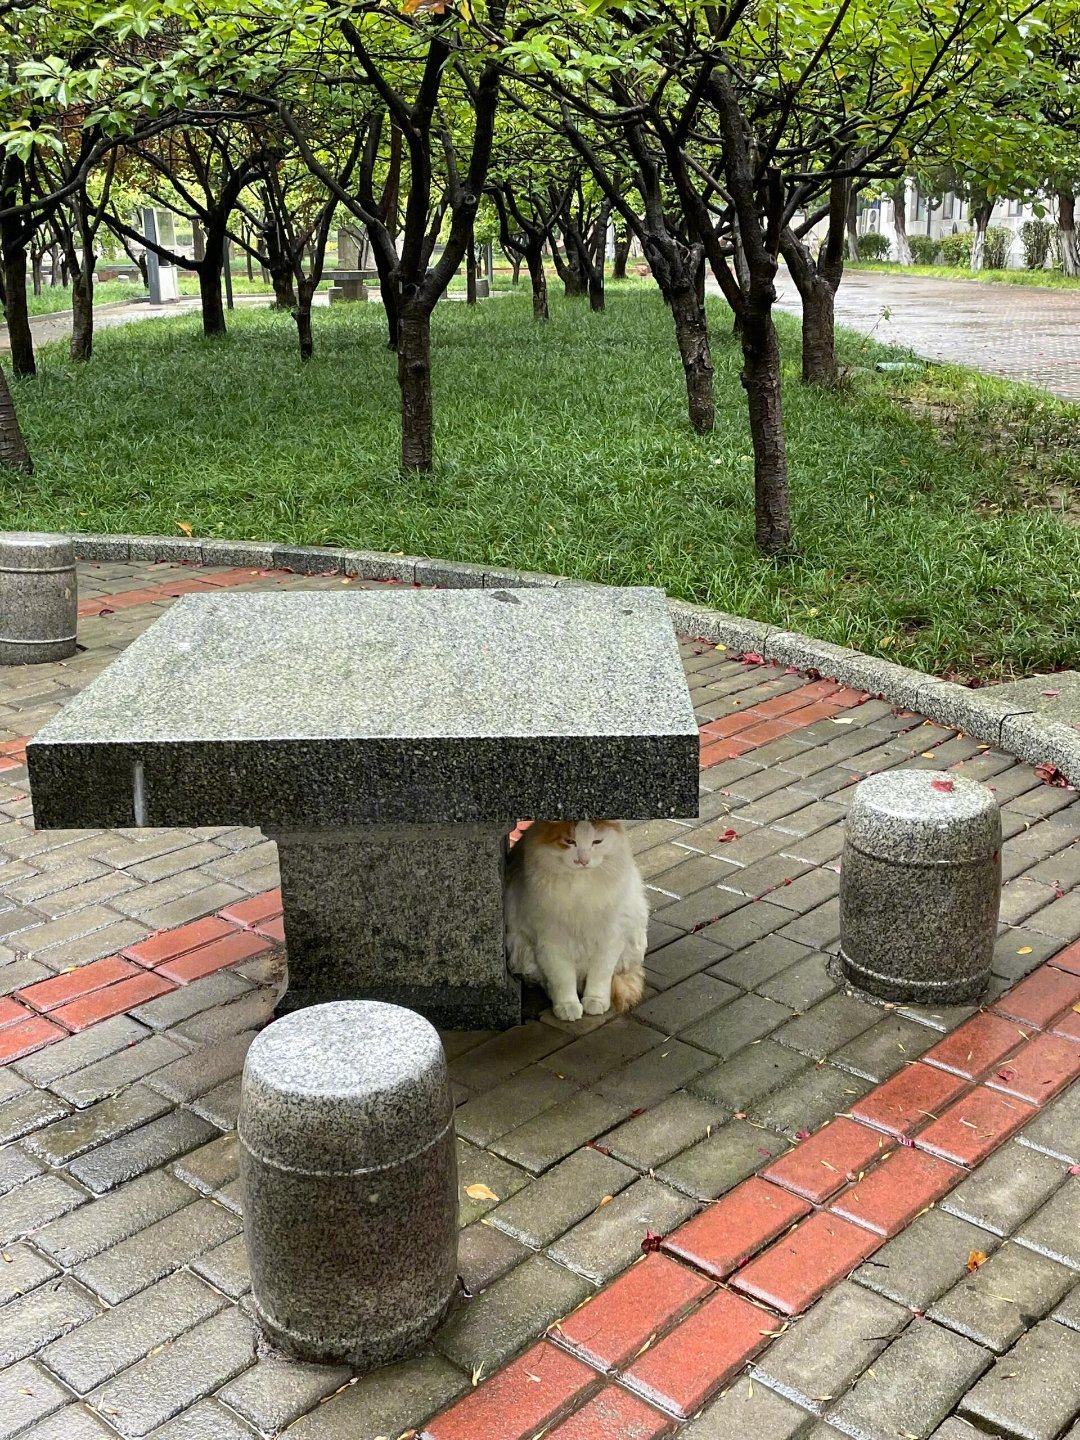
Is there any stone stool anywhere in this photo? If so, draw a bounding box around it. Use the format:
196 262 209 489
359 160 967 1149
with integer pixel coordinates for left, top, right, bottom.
839 770 1000 1004
239 1001 458 1368
0 533 77 665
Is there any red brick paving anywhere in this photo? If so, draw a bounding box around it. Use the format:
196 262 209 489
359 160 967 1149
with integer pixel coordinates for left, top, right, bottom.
762 1118 894 1204
156 930 272 984
220 890 283 927
620 1288 774 1419
422 1341 597 1440
848 1062 970 1136
730 1211 882 1315
546 1387 674 1439
18 954 140 1012
0 1012 67 1062
983 1031 1080 1105
829 1147 964 1236
922 1011 1027 1080
1049 939 1080 976
0 994 31 1029
915 1086 1035 1166
123 915 237 968
662 1177 811 1280
555 1254 712 1371
992 966 1080 1029
51 970 174 1031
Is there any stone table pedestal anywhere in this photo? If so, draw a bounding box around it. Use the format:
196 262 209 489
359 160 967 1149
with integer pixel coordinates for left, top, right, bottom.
28 586 698 1028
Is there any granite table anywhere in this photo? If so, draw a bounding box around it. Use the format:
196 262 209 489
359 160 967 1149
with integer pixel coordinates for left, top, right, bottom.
27 587 699 1027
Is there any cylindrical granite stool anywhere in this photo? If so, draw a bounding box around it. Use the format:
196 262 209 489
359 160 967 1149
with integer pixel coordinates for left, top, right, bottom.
239 1001 458 1368
0 533 77 666
839 770 1000 1004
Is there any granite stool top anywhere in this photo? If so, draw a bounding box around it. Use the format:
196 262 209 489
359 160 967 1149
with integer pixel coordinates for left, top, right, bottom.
846 770 1001 862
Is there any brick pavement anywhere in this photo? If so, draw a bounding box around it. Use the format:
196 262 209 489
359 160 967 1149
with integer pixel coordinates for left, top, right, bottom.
0 559 1078 1439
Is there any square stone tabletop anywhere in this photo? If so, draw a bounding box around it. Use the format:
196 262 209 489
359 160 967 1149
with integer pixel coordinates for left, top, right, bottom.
27 587 699 830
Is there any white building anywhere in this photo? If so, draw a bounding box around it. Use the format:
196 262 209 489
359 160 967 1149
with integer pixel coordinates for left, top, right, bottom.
857 182 1047 266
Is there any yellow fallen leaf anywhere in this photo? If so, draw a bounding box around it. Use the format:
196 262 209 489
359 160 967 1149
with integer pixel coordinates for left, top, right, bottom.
598 1194 614 1207
465 1184 499 1202
879 636 895 649
921 752 936 759
1017 947 1033 955
967 1249 988 1273
177 521 193 537
471 1363 485 1386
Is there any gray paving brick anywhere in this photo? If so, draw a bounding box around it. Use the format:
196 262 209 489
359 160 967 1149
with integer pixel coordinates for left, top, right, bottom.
591 1037 714 1109
21 904 141 955
281 1354 466 1440
192 1233 249 1298
0 1091 71 1146
683 1374 816 1439
942 1141 1069 1236
1015 1182 1080 1269
927 1421 983 1440
751 1063 871 1138
144 1398 257 1438
24 1085 172 1166
434 1252 591 1371
643 932 732 987
35 1170 193 1266
929 1241 1076 1352
171 992 274 1045
829 1015 938 1082
13 1016 148 1085
16 1405 118 1440
172 1134 238 1196
825 1318 991 1440
1055 1281 1080 1331
86 1306 256 1437
456 1140 530 1224
774 991 881 1060
604 1092 728 1170
538 1018 662 1086
458 1221 531 1294
49 1035 188 1109
756 951 839 1010
751 1280 910 1414
216 1356 353 1433
67 1110 219 1194
546 1175 697 1283
75 1195 241 1303
706 899 794 951
855 1210 1001 1310
0 958 51 994
145 1033 255 1104
1018 1085 1080 1165
0 1359 71 1439
635 973 740 1034
0 1244 58 1305
680 994 794 1059
657 1116 788 1199
488 1146 635 1248
490 1088 629 1175
454 1066 578 1147
43 1270 229 1395
33 871 140 920
446 1021 568 1092
0 1069 29 1107
649 885 750 935
960 1319 1080 1440
689 1037 812 1110
0 1277 101 1367
129 973 251 1033
0 1172 86 1244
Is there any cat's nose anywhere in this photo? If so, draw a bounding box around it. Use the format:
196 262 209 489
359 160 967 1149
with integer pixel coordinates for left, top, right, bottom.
574 857 589 867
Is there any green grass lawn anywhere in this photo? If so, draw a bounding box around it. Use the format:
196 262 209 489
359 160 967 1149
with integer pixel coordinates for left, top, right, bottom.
3 286 1077 680
849 261 1080 290
25 279 149 318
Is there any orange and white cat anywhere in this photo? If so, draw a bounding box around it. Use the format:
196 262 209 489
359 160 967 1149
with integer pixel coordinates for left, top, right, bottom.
504 820 648 1021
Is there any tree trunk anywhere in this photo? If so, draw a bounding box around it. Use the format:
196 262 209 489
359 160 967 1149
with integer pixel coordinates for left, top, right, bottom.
2 249 35 377
1058 192 1079 278
612 235 631 279
670 286 714 434
740 309 791 555
970 201 993 271
293 282 315 362
466 243 478 305
30 251 42 296
587 268 604 312
800 280 837 386
892 183 912 265
398 304 433 472
197 262 227 338
245 236 254 283
510 254 521 285
845 189 860 260
527 246 548 321
70 265 94 363
192 219 206 262
0 363 32 473
48 245 60 286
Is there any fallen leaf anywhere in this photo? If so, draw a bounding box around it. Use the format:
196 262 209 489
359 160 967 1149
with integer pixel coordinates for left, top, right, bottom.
921 751 936 759
930 778 955 793
967 1250 989 1273
1041 690 1060 697
641 1229 663 1253
177 521 194 536
598 1194 613 1207
465 1184 499 1203
1017 947 1033 955
1069 1164 1080 1175
471 1363 485 1386
742 651 765 665
795 1129 811 1140
717 828 738 842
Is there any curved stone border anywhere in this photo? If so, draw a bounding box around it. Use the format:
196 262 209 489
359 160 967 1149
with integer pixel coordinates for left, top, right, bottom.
70 531 1080 785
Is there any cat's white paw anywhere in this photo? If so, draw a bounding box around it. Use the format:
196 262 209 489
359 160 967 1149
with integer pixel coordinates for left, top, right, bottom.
553 998 584 1021
582 995 610 1016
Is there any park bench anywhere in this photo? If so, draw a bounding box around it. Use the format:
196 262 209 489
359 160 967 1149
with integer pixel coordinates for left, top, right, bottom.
28 586 698 1028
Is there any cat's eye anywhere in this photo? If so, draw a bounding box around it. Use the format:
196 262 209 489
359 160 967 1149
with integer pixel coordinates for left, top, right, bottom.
592 839 602 845
560 838 574 847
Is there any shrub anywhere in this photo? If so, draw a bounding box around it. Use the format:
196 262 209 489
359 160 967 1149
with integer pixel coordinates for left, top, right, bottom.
909 235 940 265
1020 218 1054 270
939 232 973 267
858 232 891 260
982 225 1013 270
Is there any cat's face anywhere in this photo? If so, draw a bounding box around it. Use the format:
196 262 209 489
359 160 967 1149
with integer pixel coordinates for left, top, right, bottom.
531 819 622 871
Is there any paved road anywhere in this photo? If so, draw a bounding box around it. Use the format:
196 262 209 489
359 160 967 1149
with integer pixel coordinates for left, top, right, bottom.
773 267 1080 402
0 293 273 354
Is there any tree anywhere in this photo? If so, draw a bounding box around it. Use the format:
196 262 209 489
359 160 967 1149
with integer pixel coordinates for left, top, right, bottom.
0 363 32 473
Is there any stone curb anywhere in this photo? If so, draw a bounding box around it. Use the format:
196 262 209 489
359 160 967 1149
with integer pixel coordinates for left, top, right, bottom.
70 532 1080 785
